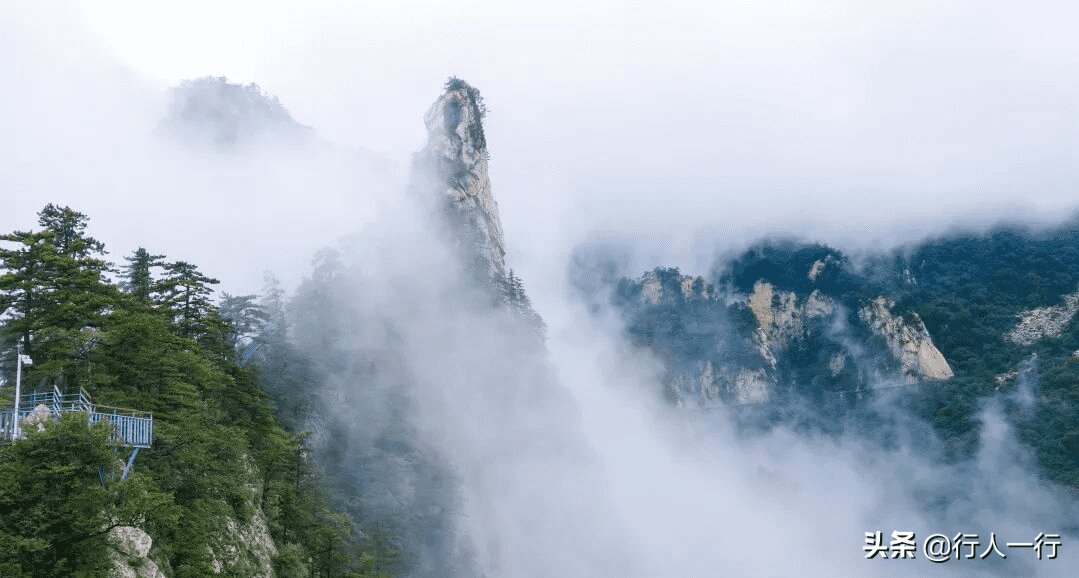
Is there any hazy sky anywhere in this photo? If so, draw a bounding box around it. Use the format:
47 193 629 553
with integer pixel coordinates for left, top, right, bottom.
5 1 1079 292
5 6 1079 575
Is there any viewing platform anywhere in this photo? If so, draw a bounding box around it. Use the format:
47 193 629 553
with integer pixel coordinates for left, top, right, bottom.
0 385 153 448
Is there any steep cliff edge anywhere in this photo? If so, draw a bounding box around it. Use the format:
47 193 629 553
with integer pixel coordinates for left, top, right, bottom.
858 296 954 381
408 78 544 337
593 227 1079 488
609 243 957 407
412 78 507 283
263 79 550 577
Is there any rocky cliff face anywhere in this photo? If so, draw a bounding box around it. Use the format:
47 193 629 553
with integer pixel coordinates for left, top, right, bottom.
109 455 279 578
747 281 835 370
612 251 957 408
587 224 1079 488
640 270 710 304
858 296 954 381
111 526 166 578
1007 290 1079 346
412 78 507 282
282 80 547 577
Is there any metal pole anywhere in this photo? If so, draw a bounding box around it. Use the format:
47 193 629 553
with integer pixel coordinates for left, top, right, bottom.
13 344 22 440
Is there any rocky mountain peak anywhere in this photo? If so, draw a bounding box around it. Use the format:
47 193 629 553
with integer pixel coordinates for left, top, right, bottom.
414 78 506 281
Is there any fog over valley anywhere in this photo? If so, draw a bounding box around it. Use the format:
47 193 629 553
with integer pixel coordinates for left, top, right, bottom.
3 3 1079 577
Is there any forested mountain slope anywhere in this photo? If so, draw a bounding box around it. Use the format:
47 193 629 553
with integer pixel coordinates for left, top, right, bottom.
0 205 391 577
591 224 1079 488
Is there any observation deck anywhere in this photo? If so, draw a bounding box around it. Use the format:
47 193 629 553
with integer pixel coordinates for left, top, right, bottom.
0 385 153 448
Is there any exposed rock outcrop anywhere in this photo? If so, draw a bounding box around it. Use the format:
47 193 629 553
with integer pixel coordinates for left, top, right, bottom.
1006 291 1079 346
828 353 846 377
858 296 953 381
686 362 770 405
730 368 770 404
413 78 506 282
639 270 710 304
641 271 664 305
675 282 838 406
620 264 958 407
747 281 835 369
994 370 1018 387
207 508 276 576
807 255 839 281
206 459 278 576
22 403 51 432
110 526 165 578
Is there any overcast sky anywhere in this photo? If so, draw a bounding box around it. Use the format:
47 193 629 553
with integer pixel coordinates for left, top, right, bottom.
4 1 1079 293
6 7 1079 574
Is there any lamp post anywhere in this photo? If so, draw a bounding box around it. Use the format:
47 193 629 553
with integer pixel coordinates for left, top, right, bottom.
13 344 31 440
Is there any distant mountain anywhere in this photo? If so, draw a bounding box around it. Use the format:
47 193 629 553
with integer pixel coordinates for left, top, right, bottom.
585 225 1079 487
160 76 312 149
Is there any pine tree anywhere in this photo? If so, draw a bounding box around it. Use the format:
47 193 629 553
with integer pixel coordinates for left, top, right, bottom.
260 272 287 321
0 205 115 381
0 228 49 357
500 268 546 340
218 293 269 347
121 247 166 304
156 260 220 339
0 206 395 576
36 204 105 259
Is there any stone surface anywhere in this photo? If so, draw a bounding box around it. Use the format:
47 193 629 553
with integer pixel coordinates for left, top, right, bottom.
1006 291 1079 346
747 282 836 371
730 368 770 404
858 296 954 381
638 270 710 304
413 80 506 281
22 403 52 432
110 526 165 578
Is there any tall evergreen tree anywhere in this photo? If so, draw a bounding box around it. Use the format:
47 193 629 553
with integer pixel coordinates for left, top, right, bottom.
260 271 287 321
0 205 115 381
35 204 105 259
0 206 395 576
156 260 220 339
0 228 49 357
500 268 546 339
218 293 268 348
121 247 166 304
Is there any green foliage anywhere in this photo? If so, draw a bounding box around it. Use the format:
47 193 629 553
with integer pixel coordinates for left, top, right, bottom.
156 260 220 339
0 414 177 578
499 269 547 340
121 247 166 304
612 222 1079 488
0 205 394 577
443 76 488 155
0 204 117 384
718 241 856 295
219 293 269 347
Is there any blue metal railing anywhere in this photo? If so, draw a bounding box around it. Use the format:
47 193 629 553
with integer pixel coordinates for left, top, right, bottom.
1 387 152 448
89 409 153 448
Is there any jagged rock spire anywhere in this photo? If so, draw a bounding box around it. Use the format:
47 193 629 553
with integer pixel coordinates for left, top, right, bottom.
413 78 507 281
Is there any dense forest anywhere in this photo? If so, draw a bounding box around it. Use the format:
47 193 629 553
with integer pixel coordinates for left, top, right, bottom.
605 224 1079 490
0 205 394 577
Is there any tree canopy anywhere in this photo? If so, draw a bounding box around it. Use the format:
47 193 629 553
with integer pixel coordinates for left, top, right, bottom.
0 205 392 577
